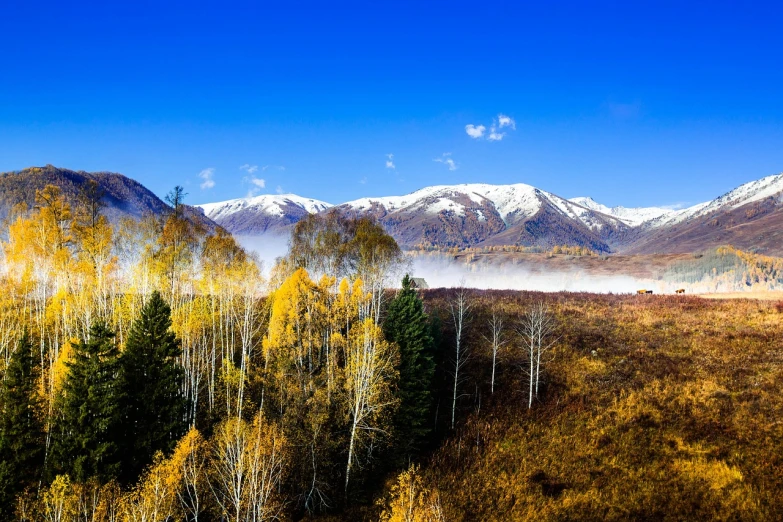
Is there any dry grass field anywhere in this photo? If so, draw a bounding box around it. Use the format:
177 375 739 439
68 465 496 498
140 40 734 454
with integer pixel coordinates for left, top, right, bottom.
364 290 783 521
697 291 783 300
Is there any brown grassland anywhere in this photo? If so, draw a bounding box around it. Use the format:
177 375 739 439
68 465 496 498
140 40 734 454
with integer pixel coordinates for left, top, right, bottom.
368 291 783 521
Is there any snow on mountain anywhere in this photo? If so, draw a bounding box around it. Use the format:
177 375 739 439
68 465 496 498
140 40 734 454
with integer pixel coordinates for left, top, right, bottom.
198 194 333 220
342 183 627 230
640 173 783 229
568 197 676 227
196 172 783 253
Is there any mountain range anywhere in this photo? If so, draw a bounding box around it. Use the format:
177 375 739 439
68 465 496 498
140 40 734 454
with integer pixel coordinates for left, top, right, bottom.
2 165 782 256
198 172 783 255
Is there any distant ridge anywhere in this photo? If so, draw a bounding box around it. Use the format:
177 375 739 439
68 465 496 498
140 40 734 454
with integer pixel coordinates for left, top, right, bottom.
0 165 218 231
198 172 783 255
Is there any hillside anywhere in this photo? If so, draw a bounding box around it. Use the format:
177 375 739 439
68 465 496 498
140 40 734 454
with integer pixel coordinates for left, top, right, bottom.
368 291 783 521
0 165 217 230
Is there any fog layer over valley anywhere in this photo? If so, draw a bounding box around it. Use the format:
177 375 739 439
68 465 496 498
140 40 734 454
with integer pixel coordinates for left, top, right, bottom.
235 232 783 294
410 254 652 293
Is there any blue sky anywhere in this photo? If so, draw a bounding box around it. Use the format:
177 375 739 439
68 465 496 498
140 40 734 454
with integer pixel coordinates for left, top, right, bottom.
1 1 782 208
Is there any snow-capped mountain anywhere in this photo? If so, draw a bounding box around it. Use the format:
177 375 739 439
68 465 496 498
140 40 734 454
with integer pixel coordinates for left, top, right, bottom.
567 197 676 227
198 171 783 255
344 183 626 230
641 173 783 229
623 172 783 255
336 183 631 251
197 194 333 235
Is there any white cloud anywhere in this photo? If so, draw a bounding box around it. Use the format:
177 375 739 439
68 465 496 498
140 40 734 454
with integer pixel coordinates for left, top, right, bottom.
487 126 506 141
198 168 215 189
262 165 286 172
385 153 395 169
497 114 516 129
242 175 267 197
360 176 368 184
239 164 259 174
465 124 486 139
276 185 284 195
466 114 515 141
434 152 458 171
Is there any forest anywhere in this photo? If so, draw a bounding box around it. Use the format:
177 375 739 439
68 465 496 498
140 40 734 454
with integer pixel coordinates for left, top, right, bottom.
0 183 782 521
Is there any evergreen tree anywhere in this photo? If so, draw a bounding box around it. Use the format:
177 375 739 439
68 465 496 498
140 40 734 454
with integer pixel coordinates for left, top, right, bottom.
50 321 123 484
383 275 436 460
0 331 44 516
119 290 187 483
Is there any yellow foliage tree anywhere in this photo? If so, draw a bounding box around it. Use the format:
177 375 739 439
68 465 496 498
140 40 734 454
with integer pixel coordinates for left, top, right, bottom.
378 464 445 522
210 413 287 522
344 317 399 493
120 451 182 522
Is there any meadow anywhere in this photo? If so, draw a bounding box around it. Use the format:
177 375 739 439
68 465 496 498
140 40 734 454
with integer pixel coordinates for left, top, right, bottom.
370 291 783 521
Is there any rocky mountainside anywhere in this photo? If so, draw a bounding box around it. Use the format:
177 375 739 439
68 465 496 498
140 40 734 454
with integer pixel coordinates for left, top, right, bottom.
0 165 217 230
335 183 632 251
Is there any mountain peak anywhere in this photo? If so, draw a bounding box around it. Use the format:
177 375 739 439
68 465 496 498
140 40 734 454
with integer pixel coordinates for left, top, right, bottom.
568 196 676 227
196 193 333 235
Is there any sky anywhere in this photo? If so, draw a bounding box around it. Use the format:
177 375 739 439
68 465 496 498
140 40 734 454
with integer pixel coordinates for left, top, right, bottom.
1 1 782 208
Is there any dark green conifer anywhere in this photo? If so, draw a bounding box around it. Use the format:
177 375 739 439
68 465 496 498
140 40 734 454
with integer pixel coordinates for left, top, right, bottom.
119 290 187 482
384 275 436 459
50 321 123 483
0 331 44 516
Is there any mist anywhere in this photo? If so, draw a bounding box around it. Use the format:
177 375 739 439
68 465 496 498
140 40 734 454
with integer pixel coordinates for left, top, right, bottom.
408 254 660 293
232 234 759 295
234 234 290 275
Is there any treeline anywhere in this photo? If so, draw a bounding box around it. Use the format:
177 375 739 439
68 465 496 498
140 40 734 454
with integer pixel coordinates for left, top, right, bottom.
663 245 783 290
409 244 597 257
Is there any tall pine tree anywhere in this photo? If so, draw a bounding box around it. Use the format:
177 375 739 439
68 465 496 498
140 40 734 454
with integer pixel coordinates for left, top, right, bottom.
119 290 187 483
0 330 44 516
383 275 436 460
50 321 123 484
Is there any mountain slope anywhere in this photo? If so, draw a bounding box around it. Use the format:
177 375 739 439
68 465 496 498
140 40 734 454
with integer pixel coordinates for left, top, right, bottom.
336 183 631 251
196 194 333 235
0 165 217 230
622 173 783 255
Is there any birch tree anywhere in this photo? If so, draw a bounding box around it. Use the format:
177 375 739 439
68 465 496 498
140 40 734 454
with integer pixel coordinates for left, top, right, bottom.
344 317 399 495
483 307 506 395
210 413 287 522
172 427 208 522
518 301 557 409
448 286 472 429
